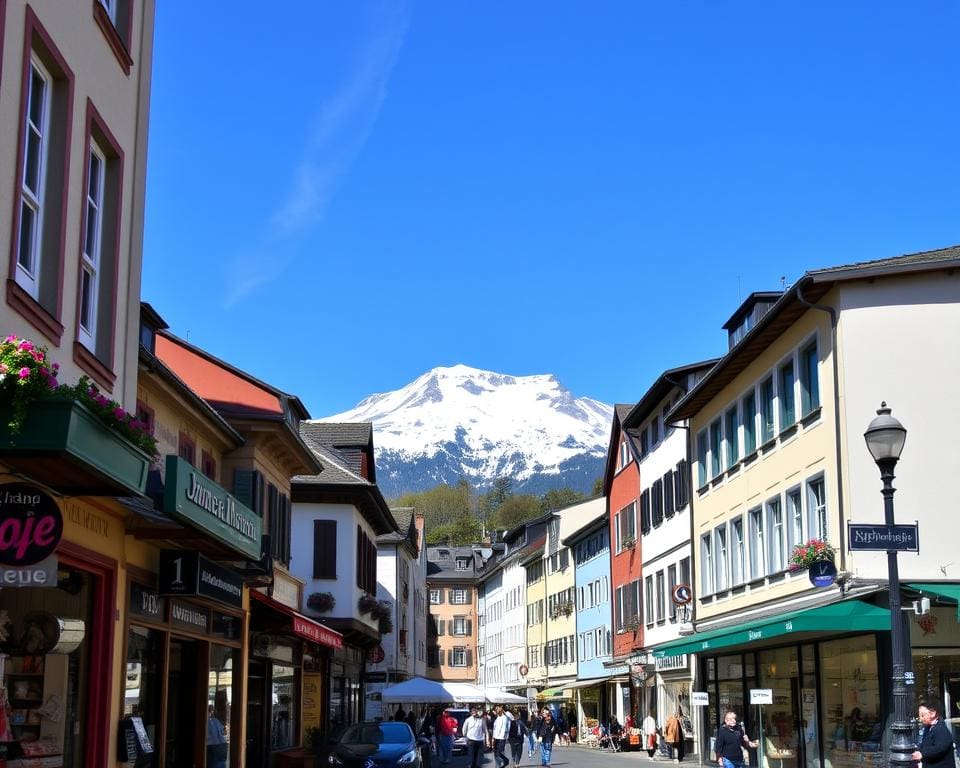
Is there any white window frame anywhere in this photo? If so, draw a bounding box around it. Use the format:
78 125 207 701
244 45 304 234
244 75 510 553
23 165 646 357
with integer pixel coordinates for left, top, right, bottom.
451 588 468 605
778 355 797 431
807 475 828 541
749 506 766 579
453 616 467 636
787 486 804 551
429 589 440 604
79 141 107 350
455 558 469 571
760 375 776 444
452 647 467 667
767 496 786 573
700 533 714 594
799 337 821 416
618 439 630 470
714 525 728 591
17 56 53 299
731 516 746 585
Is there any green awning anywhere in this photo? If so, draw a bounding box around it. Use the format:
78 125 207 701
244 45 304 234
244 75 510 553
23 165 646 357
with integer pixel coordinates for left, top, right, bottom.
653 599 889 659
537 687 572 700
909 583 960 620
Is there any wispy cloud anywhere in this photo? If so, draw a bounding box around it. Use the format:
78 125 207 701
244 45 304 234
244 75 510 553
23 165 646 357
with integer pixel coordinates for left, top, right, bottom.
223 2 409 307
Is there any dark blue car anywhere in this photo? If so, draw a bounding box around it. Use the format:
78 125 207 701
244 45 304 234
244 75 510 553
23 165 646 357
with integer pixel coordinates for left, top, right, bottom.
329 722 426 768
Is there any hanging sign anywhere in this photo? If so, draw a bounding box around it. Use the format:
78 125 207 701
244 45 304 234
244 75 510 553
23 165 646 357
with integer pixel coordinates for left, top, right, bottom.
159 550 243 608
750 689 773 705
0 554 57 587
0 483 63 566
691 692 709 706
808 560 838 588
847 523 919 552
672 584 693 605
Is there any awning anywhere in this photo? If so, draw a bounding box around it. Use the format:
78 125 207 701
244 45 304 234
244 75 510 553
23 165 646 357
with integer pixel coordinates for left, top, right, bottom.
562 677 613 691
250 590 343 650
537 687 572 700
909 583 960 619
652 599 889 659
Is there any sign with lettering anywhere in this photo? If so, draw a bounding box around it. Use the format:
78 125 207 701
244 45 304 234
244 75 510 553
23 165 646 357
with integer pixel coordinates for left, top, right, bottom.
163 455 262 560
750 688 773 705
848 523 919 552
292 614 344 650
169 599 209 633
0 483 63 566
271 570 301 610
159 551 243 608
131 716 153 752
808 559 838 588
672 584 693 605
691 692 709 706
0 554 57 587
129 583 166 621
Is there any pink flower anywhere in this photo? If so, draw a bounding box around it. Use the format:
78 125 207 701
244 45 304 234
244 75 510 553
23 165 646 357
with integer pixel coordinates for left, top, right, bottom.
18 367 30 379
31 350 44 362
18 341 33 352
52 363 59 371
95 394 109 407
113 407 125 420
0 364 7 374
5 335 18 343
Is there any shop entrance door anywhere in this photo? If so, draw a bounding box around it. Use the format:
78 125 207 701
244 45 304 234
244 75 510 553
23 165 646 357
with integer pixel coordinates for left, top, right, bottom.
246 658 268 768
166 639 201 768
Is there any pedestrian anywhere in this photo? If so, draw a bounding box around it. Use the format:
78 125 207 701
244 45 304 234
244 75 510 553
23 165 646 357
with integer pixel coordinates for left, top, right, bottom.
206 705 228 768
536 709 560 768
493 705 513 768
714 711 757 768
911 697 955 768
464 706 490 768
436 708 458 765
509 708 528 765
664 708 684 763
527 711 541 758
396 706 407 723
642 709 659 758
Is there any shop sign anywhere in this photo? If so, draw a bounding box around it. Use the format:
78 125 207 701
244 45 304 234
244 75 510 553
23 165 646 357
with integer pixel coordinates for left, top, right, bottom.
0 553 57 587
303 673 323 731
292 614 344 650
0 483 63 566
672 584 693 605
270 570 301 610
656 654 688 671
847 522 919 552
750 688 773 705
368 645 385 663
169 599 209 633
129 583 166 621
162 455 262 560
691 691 709 706
808 559 838 588
158 550 243 608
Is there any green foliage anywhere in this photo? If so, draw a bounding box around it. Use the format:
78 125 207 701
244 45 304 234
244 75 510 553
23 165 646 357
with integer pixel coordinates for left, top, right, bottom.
540 487 585 513
490 494 541 531
591 476 604 496
427 514 482 546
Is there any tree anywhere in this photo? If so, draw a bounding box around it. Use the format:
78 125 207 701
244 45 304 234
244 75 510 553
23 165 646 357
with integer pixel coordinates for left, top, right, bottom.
426 513 482 546
395 479 474 532
540 487 585 513
591 476 604 496
490 494 541 532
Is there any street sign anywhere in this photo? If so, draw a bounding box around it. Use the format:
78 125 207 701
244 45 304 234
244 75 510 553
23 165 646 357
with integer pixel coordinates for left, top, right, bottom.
691 692 709 706
847 523 919 552
750 689 773 705
672 584 693 605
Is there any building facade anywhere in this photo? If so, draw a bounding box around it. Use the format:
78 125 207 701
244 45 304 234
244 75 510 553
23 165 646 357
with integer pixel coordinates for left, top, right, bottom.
426 546 481 683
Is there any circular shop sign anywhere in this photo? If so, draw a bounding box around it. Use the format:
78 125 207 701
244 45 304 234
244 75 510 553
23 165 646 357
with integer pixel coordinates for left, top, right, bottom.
808 560 838 588
519 664 529 677
368 644 385 664
0 483 63 566
672 584 693 605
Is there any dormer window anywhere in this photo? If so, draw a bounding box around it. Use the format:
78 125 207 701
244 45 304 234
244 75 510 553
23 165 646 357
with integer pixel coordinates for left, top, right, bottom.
456 557 470 571
618 439 631 470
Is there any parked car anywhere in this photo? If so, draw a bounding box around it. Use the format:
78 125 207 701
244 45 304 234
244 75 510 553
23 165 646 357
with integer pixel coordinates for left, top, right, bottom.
328 722 427 768
448 709 471 755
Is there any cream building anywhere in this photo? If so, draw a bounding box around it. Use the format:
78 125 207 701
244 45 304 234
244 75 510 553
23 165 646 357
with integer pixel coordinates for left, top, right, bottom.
656 246 960 768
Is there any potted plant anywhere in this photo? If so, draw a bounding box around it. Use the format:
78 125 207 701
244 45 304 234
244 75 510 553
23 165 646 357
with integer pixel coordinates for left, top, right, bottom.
621 535 636 550
307 592 336 613
560 601 574 616
789 539 836 571
625 616 641 632
378 613 394 635
358 593 378 614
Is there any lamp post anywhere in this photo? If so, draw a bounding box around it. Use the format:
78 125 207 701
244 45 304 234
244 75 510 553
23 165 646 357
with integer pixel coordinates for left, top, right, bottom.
863 402 914 768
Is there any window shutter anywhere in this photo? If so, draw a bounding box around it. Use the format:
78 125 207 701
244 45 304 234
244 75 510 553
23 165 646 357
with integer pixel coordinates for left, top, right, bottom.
466 649 473 667
313 520 337 579
663 470 675 518
437 620 445 636
675 460 688 508
446 650 452 666
466 619 472 635
233 469 254 508
640 490 651 534
268 484 280 559
356 526 364 590
652 479 663 526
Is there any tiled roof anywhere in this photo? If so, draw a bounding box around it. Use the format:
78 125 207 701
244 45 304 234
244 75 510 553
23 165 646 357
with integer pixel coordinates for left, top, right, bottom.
615 404 633 422
809 244 960 277
304 422 372 446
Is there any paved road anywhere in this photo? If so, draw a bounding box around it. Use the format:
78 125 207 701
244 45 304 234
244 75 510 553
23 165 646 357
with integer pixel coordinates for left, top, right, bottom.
435 744 703 768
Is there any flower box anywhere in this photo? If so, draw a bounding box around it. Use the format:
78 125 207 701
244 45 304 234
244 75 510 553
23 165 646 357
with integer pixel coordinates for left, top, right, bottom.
0 398 151 495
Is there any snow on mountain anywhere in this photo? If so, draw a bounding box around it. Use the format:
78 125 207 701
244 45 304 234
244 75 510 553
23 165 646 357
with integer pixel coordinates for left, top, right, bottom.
313 364 614 498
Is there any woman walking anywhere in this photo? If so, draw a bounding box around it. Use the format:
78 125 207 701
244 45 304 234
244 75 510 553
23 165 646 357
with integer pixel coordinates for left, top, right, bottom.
536 709 560 768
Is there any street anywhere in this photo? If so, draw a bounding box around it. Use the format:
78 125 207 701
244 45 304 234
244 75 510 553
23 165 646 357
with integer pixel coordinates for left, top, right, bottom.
438 744 699 768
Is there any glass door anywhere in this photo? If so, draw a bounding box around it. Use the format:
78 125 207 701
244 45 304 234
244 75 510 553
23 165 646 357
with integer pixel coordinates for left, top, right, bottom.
208 645 235 768
758 647 800 768
166 639 200 768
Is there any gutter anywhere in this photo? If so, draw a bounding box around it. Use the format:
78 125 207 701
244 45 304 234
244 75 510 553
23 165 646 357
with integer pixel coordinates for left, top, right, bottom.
795 282 847 572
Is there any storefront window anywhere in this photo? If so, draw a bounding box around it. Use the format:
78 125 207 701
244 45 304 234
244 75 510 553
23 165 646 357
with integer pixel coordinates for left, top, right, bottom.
208 644 235 768
818 635 881 768
271 662 298 749
125 625 163 768
0 564 93 767
758 646 799 768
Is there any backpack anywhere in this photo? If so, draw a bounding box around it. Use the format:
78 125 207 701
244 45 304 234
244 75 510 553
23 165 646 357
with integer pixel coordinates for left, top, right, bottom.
509 718 521 741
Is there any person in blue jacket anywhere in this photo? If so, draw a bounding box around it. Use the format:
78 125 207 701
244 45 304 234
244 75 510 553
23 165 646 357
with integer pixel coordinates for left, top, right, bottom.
911 698 956 768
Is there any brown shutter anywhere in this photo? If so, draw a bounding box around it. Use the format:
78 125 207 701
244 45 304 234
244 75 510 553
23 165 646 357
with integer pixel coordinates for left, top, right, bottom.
313 520 337 579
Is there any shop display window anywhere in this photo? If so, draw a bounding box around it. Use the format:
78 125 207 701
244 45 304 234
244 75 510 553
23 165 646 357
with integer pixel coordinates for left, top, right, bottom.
271 662 298 750
0 564 94 767
208 645 235 768
124 625 162 768
818 635 881 768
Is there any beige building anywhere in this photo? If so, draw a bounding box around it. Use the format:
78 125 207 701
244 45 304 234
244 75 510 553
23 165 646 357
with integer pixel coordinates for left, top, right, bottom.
656 247 960 768
426 546 481 682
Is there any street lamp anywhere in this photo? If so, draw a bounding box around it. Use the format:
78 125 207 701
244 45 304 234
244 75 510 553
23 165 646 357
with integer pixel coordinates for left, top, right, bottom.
863 402 914 768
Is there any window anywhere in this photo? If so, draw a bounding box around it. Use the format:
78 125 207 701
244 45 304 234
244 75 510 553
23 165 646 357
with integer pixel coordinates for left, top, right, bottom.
709 418 722 478
663 469 675 518
452 647 468 667
11 14 75 344
313 520 337 579
650 416 659 445
800 340 820 416
78 143 105 349
675 460 689 509
700 534 714 594
667 564 678 621
355 526 376 594
767 497 786 572
697 431 708 488
456 558 470 571
94 0 134 74
788 488 803 550
639 429 649 458
618 439 631 470
644 575 654 624
178 431 196 466
451 589 469 605
453 616 469 636
714 525 728 591
200 450 217 482
749 507 766 579
617 502 636 550
742 391 757 454
663 405 673 437
655 570 666 622
639 489 651 534
724 406 739 468
760 377 775 443
651 478 663 527
679 556 691 588
429 589 441 604
779 360 796 430
807 477 828 540
731 517 746 585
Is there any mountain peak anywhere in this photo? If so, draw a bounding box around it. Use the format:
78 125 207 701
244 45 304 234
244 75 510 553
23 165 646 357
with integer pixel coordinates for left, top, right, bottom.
319 366 613 497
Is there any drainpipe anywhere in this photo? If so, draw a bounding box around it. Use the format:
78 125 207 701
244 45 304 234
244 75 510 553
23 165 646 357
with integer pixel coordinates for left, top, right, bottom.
794 283 847 572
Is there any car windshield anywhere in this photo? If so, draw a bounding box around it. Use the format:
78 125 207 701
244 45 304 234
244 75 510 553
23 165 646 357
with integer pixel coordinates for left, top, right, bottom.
341 723 412 745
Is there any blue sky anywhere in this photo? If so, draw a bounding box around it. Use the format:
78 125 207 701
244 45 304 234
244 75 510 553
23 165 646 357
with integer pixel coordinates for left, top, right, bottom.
143 2 960 418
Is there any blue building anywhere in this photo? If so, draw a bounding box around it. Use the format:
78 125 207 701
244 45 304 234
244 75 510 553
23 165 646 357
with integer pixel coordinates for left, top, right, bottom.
565 513 620 730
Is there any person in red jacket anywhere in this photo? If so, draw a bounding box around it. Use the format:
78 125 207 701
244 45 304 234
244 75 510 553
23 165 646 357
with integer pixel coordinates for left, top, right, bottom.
436 709 458 765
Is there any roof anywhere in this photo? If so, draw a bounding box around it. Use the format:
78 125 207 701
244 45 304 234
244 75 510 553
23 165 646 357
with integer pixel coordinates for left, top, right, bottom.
298 421 375 483
722 291 783 331
426 546 483 580
622 359 719 429
562 512 608 546
378 506 417 547
601 405 637 496
670 244 960 421
519 534 548 565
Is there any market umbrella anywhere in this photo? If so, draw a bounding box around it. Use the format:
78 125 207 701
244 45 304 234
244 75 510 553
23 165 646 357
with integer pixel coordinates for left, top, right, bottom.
486 690 527 705
380 677 463 704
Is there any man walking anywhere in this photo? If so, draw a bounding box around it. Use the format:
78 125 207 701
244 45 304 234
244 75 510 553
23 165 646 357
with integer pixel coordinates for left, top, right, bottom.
436 709 457 766
465 706 490 768
911 698 955 768
493 705 514 768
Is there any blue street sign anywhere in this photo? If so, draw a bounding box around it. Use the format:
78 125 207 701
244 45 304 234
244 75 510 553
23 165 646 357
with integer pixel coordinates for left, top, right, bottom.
847 523 919 552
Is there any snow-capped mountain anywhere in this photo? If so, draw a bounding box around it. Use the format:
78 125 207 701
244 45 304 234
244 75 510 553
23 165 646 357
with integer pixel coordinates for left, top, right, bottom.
314 364 614 499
